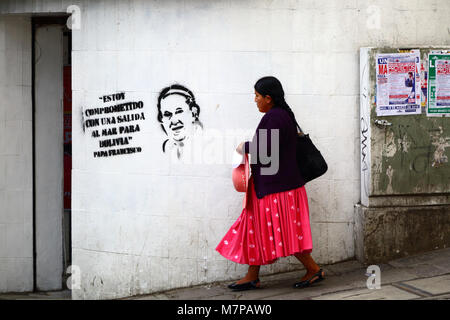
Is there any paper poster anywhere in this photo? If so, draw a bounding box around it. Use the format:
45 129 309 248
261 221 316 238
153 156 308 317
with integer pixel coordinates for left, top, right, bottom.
427 53 450 117
420 59 428 109
376 51 421 116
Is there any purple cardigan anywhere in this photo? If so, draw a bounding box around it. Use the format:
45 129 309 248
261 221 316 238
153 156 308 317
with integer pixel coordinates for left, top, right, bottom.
244 107 305 199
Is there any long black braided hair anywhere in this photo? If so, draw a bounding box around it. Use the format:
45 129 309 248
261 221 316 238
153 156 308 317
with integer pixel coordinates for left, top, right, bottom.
254 76 301 132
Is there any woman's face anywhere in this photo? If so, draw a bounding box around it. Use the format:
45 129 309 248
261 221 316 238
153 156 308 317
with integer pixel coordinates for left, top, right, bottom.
254 90 273 113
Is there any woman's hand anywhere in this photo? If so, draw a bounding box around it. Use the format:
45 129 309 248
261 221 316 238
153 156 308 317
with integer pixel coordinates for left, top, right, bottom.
236 141 245 155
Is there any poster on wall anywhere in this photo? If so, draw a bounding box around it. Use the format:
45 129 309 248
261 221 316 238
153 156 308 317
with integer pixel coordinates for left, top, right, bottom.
420 59 428 111
427 53 450 117
376 51 421 116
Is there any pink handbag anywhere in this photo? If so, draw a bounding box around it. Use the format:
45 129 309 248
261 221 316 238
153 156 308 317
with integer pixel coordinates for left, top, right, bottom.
232 153 250 209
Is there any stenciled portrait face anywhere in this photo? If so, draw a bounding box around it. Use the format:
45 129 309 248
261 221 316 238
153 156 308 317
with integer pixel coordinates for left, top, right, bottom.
159 94 195 143
157 84 203 158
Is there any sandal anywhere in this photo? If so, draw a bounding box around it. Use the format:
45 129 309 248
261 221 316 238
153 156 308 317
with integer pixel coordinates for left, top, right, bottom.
228 279 260 292
293 269 325 289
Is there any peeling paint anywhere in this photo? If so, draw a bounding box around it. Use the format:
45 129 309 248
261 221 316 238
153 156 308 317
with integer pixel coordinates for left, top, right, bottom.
384 130 397 157
386 165 394 193
429 126 450 168
431 135 450 167
397 134 411 153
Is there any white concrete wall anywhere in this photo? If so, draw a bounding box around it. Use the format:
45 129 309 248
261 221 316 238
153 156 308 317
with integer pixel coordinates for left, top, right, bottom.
1 0 449 299
0 15 33 293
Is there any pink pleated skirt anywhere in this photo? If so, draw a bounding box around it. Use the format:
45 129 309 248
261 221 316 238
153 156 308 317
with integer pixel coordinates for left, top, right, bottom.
216 176 313 265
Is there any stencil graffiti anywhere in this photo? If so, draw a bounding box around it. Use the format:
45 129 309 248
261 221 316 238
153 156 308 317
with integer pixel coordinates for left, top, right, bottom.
82 92 145 158
157 84 204 159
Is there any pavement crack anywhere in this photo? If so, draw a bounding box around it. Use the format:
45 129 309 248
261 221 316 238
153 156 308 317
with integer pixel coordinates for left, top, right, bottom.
391 282 433 297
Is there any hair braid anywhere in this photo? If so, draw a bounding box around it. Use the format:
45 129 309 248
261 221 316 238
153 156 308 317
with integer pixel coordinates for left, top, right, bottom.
272 95 300 132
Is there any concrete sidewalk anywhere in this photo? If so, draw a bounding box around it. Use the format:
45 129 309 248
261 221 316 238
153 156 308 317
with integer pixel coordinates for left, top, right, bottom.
128 247 450 300
1 248 449 300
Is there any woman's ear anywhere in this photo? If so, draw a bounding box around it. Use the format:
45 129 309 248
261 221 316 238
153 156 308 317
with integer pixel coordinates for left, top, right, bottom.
264 95 273 105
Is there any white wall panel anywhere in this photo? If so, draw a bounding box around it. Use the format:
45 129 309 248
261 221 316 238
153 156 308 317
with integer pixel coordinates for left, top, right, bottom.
0 16 33 293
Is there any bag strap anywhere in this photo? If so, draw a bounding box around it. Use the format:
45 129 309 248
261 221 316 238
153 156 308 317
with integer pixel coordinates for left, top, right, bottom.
293 118 305 135
244 153 249 190
243 153 250 209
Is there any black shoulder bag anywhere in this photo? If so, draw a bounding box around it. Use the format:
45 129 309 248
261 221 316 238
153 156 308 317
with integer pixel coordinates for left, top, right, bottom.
294 121 328 183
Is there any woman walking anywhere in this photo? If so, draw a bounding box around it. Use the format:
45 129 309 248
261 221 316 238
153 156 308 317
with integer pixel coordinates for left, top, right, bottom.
216 76 325 291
